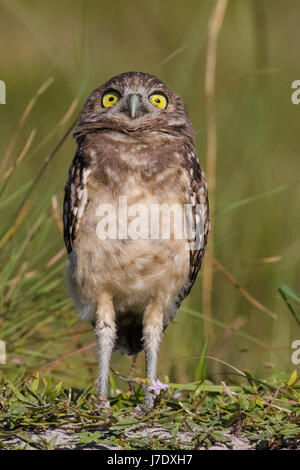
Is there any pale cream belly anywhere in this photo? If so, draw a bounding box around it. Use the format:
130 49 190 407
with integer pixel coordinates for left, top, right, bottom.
68 193 190 322
71 236 189 314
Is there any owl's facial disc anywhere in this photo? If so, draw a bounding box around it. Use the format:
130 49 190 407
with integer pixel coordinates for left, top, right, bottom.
75 73 193 139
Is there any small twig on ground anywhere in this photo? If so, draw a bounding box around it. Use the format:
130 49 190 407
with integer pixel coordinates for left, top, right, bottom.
128 354 138 393
110 367 146 386
222 381 292 414
264 387 280 417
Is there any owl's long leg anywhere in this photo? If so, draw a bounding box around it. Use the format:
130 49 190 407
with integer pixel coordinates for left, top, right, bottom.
143 301 164 409
95 292 116 403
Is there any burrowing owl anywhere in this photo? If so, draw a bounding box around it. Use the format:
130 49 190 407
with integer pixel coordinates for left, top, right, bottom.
63 72 209 407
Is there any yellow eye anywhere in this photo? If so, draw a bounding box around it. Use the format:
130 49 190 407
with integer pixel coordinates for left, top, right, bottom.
102 91 120 108
149 94 167 109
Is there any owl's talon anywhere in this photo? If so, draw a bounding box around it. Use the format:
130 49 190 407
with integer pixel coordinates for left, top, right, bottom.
95 397 111 414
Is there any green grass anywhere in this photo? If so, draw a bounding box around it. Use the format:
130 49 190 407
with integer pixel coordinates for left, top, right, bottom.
0 0 300 448
0 370 299 450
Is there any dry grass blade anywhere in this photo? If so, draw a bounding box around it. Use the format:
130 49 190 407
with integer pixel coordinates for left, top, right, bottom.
4 261 28 303
45 248 66 269
0 203 31 250
182 307 268 347
15 116 77 218
110 367 146 385
3 129 36 178
192 68 280 109
211 315 248 353
20 77 55 126
257 256 282 264
0 129 37 197
0 77 54 173
213 257 277 319
154 45 188 71
221 381 291 414
202 0 228 333
206 355 246 377
39 341 96 372
59 98 79 127
51 195 63 234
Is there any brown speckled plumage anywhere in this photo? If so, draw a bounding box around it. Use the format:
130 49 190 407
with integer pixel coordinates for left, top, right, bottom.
63 72 209 407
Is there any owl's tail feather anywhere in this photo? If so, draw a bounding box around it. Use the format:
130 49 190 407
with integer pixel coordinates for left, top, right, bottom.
114 313 144 356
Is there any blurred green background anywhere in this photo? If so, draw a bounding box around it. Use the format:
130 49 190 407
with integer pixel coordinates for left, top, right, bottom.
0 0 299 389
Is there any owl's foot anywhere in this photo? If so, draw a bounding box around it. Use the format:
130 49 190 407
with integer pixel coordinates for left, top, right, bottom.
97 394 111 409
91 395 112 415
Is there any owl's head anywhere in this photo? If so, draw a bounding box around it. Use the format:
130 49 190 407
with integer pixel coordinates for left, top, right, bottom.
74 72 193 141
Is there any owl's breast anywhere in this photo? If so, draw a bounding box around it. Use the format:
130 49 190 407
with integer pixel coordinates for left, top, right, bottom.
70 158 190 320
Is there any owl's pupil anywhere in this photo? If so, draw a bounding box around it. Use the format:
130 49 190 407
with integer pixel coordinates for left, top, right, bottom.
109 97 115 102
155 98 160 103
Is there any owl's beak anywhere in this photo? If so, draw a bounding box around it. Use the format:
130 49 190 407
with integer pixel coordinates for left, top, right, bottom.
128 94 140 119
